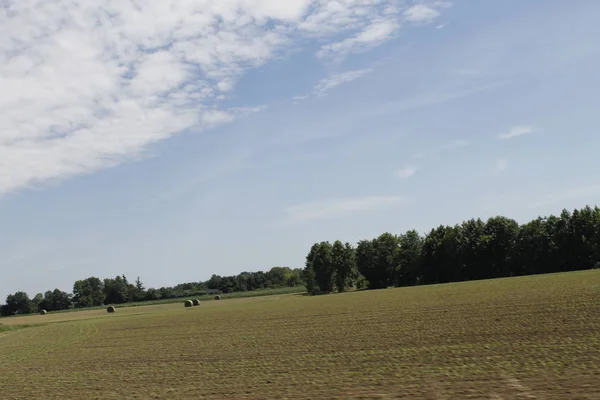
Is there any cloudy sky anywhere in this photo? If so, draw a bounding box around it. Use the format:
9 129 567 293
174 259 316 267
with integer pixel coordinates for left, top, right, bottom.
1 0 599 299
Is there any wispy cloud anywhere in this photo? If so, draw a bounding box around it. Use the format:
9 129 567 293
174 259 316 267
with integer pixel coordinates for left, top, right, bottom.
395 166 418 179
314 69 373 96
284 196 403 223
495 158 508 172
317 19 400 60
404 5 441 22
498 125 536 140
0 1 452 196
295 68 373 102
315 2 448 60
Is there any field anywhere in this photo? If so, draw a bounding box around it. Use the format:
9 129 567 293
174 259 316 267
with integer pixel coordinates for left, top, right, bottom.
1 271 599 399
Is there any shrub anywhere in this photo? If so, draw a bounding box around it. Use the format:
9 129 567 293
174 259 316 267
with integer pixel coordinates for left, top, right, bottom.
184 300 193 307
107 306 116 313
214 295 221 300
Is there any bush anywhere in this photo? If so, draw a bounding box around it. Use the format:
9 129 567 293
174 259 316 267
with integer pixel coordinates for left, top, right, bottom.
107 306 116 313
184 300 193 307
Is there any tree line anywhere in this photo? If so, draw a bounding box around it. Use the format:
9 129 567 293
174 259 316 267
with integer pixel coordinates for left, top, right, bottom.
2 205 599 316
0 267 304 316
303 206 600 294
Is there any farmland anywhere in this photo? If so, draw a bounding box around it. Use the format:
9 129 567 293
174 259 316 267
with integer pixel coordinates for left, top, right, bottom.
1 270 599 399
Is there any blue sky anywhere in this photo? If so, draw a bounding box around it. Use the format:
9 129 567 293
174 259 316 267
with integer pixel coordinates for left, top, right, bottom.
1 0 599 300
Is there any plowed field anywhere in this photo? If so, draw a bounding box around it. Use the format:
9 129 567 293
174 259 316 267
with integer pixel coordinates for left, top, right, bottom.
1 271 599 399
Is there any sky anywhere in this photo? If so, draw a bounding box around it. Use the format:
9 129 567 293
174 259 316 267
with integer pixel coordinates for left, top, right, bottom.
1 0 599 300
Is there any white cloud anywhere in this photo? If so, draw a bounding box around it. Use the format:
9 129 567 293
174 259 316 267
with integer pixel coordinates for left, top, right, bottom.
295 68 373 101
317 19 400 60
314 2 448 60
435 23 447 30
0 1 451 195
314 69 373 95
404 5 440 22
284 196 403 222
496 158 508 172
498 125 536 140
395 166 418 179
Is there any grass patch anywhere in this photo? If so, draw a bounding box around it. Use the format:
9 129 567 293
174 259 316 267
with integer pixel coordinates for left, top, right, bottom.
0 271 598 399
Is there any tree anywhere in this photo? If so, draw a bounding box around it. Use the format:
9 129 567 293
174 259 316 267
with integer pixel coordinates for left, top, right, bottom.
104 276 131 304
479 216 519 278
312 242 335 293
32 293 44 311
302 264 317 294
373 233 400 288
266 267 289 287
458 219 486 280
396 230 424 286
73 277 105 308
134 276 146 301
2 292 34 315
356 239 381 289
332 241 356 292
421 225 460 284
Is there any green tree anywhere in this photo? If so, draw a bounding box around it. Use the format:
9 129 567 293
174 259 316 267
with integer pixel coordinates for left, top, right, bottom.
396 230 424 286
32 293 44 311
73 277 105 308
305 242 334 293
2 292 34 315
356 239 382 289
480 216 519 278
373 233 400 287
104 276 130 304
332 241 356 292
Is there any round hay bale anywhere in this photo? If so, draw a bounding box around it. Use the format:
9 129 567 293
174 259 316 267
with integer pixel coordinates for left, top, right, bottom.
192 299 200 306
107 306 116 313
40 309 47 315
214 295 221 300
184 300 194 308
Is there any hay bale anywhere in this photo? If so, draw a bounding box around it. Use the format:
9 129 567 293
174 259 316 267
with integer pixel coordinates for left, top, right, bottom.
184 300 194 307
192 299 200 306
107 306 116 313
40 309 47 315
214 295 221 300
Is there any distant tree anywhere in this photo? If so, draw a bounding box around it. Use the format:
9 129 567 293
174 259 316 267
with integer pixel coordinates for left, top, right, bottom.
310 242 335 293
103 276 130 304
2 292 34 315
396 230 424 286
302 264 317 294
32 293 44 311
286 268 304 287
479 216 519 278
356 239 380 289
372 233 400 288
145 288 161 301
134 276 146 300
332 241 356 293
72 277 105 308
40 289 72 311
458 219 486 280
266 267 290 287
